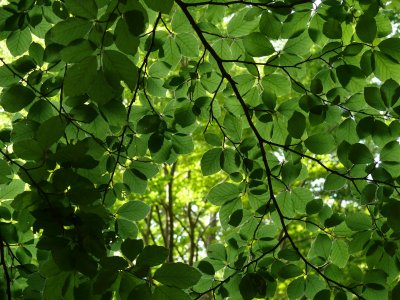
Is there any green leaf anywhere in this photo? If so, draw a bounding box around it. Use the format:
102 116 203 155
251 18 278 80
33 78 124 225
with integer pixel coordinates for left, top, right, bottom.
117 201 150 222
102 50 138 90
0 180 25 200
309 234 331 260
6 28 32 56
0 65 19 87
306 199 323 215
374 51 400 82
337 118 359 143
154 262 201 289
364 86 386 111
356 15 376 43
100 256 128 271
314 289 331 300
87 71 117 105
287 278 305 299
239 273 266 300
324 173 346 191
117 219 138 240
121 239 143 261
330 240 349 268
0 84 36 112
336 65 366 92
175 33 199 57
381 141 400 163
197 260 215 275
136 245 168 267
387 203 400 232
243 32 275 57
207 243 226 261
223 113 242 142
93 270 118 294
13 139 44 160
172 134 194 154
221 148 241 174
378 38 400 62
136 115 161 134
259 11 281 39
201 148 222 176
348 143 374 164
60 39 96 63
305 133 335 154
345 212 372 231
46 18 93 45
277 264 303 279
36 116 65 148
144 0 174 13
153 286 190 300
64 0 98 19
63 56 97 97
323 19 342 39
124 9 147 36
288 111 306 139
262 74 291 96
114 18 140 56
175 105 196 127
207 182 240 206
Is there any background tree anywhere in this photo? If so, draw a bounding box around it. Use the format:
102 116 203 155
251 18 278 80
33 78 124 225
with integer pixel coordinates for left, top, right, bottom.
1 0 400 299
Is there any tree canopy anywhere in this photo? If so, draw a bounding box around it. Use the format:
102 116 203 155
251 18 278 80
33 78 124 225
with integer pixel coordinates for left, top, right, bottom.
1 0 400 299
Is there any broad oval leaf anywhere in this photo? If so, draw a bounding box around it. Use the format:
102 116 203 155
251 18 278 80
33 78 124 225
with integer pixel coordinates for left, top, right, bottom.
305 133 335 154
0 84 36 112
153 262 201 289
207 182 240 206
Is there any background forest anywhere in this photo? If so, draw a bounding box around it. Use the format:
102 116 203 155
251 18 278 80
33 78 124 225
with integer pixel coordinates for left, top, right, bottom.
1 0 400 299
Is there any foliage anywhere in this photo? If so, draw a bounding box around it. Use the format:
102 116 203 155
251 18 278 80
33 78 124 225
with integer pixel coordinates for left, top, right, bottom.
0 0 400 299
